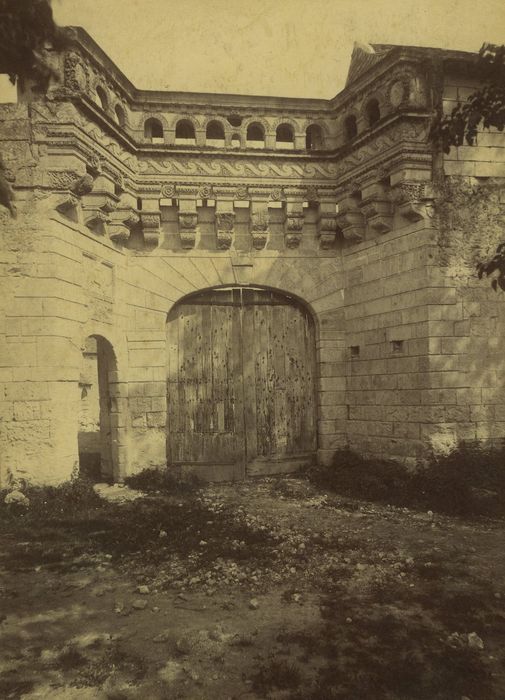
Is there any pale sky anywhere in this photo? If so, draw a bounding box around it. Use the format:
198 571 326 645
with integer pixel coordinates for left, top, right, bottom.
51 0 505 98
0 0 504 102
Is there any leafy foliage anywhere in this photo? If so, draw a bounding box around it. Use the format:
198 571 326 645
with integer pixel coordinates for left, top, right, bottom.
0 0 65 89
431 43 505 154
310 445 505 518
477 242 505 291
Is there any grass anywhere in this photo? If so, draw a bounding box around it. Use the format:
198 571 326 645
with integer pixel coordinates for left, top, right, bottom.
309 443 505 518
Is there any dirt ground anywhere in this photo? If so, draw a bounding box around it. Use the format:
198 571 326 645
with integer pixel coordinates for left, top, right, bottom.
1 476 505 699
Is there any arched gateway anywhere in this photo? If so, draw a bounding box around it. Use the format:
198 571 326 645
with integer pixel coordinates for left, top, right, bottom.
166 287 317 480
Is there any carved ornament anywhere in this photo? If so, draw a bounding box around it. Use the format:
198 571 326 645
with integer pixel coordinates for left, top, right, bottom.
161 182 176 198
64 52 88 93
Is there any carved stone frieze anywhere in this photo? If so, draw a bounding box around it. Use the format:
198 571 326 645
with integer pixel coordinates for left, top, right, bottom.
215 212 235 250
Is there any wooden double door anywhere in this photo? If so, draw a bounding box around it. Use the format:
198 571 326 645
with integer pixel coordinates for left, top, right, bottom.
166 287 317 480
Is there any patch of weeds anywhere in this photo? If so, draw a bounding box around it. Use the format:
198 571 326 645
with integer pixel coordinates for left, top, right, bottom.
124 467 201 494
57 646 88 671
252 658 303 695
309 443 505 518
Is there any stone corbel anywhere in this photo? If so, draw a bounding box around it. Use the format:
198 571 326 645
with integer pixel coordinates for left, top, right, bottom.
85 210 109 236
140 211 161 247
391 181 434 222
215 211 235 250
284 202 304 248
360 196 393 234
55 193 80 217
177 199 198 249
336 197 365 242
317 212 339 249
250 208 269 250
109 209 139 246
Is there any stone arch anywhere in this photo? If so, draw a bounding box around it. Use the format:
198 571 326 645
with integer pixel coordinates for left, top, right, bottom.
244 116 270 136
273 116 300 133
170 114 200 130
165 284 320 480
77 333 124 482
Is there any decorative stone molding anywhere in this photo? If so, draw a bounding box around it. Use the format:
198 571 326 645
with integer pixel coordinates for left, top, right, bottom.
198 183 214 199
269 186 285 202
161 182 176 198
178 212 198 249
235 185 249 200
250 210 269 250
215 212 235 250
140 211 161 247
304 185 319 203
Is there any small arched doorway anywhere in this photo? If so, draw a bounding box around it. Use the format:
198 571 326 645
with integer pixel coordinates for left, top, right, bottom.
166 287 317 480
78 335 118 481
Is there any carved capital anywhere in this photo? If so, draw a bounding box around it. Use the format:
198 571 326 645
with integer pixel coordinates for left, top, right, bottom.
251 210 269 250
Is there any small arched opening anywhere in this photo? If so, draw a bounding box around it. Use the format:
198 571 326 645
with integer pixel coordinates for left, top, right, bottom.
276 123 294 149
246 122 265 148
175 119 196 145
206 120 225 146
365 98 381 127
344 114 358 142
144 117 164 143
306 123 324 150
78 335 119 482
